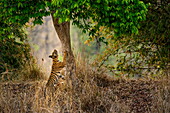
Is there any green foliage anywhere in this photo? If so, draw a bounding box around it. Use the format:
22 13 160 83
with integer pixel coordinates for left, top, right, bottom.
0 0 50 39
0 37 45 81
0 0 148 39
0 0 47 81
138 0 170 69
0 38 30 69
52 0 148 37
0 38 32 81
93 0 170 77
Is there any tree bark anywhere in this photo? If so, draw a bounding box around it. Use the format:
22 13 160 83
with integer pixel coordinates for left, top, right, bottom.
51 15 75 112
51 16 75 76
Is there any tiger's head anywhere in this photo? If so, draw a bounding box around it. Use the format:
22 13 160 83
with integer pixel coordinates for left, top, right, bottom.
49 49 58 59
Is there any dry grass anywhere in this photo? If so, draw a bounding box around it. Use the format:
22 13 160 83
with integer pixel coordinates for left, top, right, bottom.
0 55 169 113
0 60 47 82
19 60 47 81
152 77 170 113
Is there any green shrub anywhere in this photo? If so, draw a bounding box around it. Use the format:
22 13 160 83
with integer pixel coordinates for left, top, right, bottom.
0 38 44 81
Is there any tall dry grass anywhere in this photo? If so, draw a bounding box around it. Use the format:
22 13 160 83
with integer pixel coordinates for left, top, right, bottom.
0 54 170 113
152 76 170 113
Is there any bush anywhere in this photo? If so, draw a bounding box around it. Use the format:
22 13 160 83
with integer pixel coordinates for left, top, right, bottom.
0 38 45 81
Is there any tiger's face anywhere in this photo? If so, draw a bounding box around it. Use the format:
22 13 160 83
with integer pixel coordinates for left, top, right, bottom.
49 49 58 59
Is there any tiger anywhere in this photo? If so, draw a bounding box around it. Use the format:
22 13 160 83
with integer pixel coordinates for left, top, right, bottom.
44 49 67 96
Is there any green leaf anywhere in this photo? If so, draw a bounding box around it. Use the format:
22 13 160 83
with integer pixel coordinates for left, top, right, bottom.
58 18 63 24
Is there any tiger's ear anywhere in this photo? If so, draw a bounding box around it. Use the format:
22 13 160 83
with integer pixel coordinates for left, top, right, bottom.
54 49 58 53
49 55 52 58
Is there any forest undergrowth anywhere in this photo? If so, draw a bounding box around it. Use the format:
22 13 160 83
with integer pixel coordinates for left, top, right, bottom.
0 55 169 113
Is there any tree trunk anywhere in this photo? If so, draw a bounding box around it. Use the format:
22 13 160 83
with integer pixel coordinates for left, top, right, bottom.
51 15 75 112
51 16 75 76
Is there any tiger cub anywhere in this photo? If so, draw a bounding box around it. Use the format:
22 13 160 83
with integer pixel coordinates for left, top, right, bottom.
45 49 67 93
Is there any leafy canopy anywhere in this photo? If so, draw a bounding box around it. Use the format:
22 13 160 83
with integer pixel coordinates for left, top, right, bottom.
51 0 148 37
0 0 50 39
0 0 148 39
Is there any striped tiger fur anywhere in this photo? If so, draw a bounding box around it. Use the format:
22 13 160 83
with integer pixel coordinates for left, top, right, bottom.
45 49 67 96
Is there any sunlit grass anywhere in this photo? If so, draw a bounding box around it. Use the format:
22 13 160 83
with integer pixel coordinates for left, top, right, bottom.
0 54 169 113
